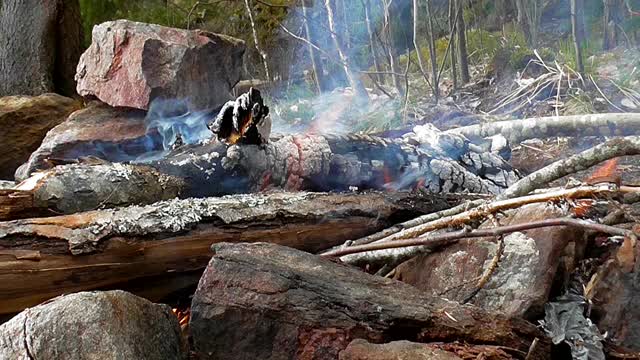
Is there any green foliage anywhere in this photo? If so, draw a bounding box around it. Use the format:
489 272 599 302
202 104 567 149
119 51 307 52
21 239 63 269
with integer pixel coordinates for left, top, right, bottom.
555 37 601 74
563 90 595 115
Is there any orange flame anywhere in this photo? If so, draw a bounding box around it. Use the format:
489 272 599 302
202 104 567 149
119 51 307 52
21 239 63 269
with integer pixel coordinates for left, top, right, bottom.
382 166 393 185
171 307 191 329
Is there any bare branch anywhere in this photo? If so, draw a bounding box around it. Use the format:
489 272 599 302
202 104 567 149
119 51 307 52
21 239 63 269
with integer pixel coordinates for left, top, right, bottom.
499 136 640 199
322 217 634 259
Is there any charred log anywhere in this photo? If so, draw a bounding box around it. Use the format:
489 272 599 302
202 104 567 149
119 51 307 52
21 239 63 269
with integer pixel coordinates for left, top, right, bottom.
0 190 457 316
6 132 516 219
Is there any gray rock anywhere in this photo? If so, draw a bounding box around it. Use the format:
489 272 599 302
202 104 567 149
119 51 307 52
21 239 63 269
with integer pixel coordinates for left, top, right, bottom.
76 20 245 111
0 290 186 360
0 94 80 180
15 101 149 181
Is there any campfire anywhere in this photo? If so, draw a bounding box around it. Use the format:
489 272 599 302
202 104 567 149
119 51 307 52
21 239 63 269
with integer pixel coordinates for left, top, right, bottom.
3 16 640 360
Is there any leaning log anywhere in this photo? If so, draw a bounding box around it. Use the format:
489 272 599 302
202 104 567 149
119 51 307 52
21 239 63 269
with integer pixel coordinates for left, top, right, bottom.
0 190 458 316
190 242 550 359
6 133 516 219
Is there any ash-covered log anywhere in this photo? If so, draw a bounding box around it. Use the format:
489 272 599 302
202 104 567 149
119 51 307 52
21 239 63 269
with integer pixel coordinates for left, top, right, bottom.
5 88 517 219
0 190 457 315
6 132 515 219
190 242 550 359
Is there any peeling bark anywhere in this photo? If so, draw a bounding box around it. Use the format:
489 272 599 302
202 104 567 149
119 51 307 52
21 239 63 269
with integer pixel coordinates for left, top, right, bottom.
0 190 456 315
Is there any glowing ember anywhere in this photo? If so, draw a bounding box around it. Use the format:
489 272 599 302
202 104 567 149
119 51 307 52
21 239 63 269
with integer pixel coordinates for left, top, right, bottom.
171 307 191 331
587 158 621 185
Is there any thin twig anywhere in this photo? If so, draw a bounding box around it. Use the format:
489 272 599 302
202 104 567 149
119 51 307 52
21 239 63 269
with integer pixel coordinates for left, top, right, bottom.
365 184 619 245
461 214 505 304
322 217 634 258
499 137 640 199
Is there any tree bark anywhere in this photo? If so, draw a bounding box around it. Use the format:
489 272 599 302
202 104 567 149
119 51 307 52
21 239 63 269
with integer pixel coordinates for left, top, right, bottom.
0 0 83 97
323 0 369 100
244 0 271 81
302 1 325 93
0 191 455 316
571 0 585 76
603 0 626 50
413 0 431 88
455 0 470 84
445 113 640 144
426 0 440 102
364 0 382 84
190 242 551 359
448 0 459 89
382 0 405 98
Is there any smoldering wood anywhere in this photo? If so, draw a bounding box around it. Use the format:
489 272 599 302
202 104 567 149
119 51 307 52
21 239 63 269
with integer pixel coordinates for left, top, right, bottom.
6 133 516 219
0 190 458 316
190 242 550 359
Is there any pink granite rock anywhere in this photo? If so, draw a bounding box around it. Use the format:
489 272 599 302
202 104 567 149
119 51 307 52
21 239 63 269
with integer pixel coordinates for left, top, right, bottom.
76 20 245 111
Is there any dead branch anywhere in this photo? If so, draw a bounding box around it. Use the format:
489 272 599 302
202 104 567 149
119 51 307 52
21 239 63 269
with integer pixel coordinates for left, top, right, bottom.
461 214 505 304
322 217 633 260
328 184 627 266
323 198 486 250
361 184 617 245
499 136 640 199
446 113 640 144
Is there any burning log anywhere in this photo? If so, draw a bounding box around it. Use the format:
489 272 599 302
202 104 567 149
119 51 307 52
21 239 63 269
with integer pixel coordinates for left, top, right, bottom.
4 131 516 219
189 242 550 359
2 89 517 220
0 190 458 316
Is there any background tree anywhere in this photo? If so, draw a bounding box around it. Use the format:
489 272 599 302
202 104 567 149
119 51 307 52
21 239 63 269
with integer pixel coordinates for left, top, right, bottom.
0 0 83 97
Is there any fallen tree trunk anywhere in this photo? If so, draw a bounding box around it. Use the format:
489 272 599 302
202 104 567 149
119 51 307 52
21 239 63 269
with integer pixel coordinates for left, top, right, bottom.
0 190 458 315
5 133 516 218
446 113 640 144
190 242 550 359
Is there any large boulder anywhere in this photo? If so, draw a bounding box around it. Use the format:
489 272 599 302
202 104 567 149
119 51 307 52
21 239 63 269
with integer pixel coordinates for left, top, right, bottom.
0 290 186 360
15 102 152 181
190 242 548 360
76 20 245 111
393 203 583 319
339 339 515 360
0 0 83 97
588 233 640 351
0 94 80 180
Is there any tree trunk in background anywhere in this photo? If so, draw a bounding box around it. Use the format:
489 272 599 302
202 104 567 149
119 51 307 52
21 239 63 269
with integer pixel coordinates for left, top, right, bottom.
455 0 470 84
448 0 458 89
364 0 382 84
382 0 405 98
301 1 327 93
426 0 439 102
324 0 369 100
339 0 351 50
515 0 541 47
413 0 432 90
243 0 271 81
0 0 83 97
571 0 585 76
603 0 626 50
